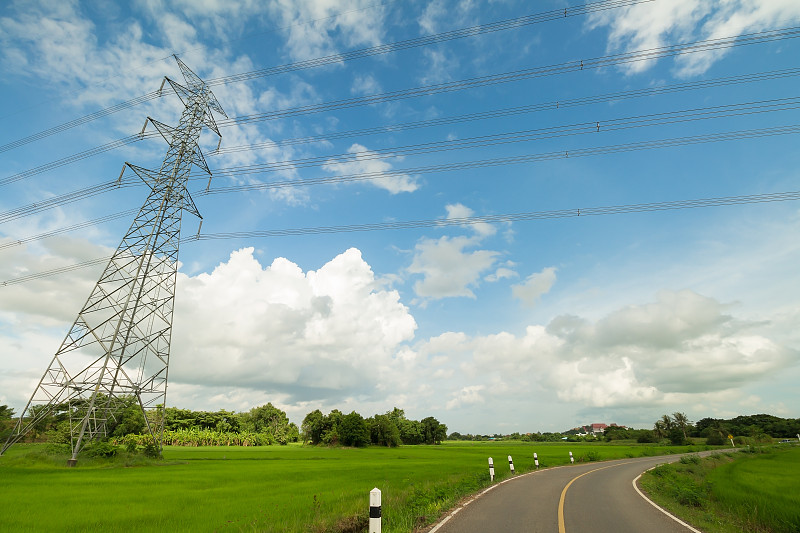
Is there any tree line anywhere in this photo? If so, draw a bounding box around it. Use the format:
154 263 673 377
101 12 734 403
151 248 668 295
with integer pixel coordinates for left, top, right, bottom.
0 401 446 449
302 407 446 447
603 413 800 445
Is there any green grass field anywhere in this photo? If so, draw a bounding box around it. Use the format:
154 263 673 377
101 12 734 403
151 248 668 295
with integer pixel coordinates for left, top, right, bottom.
0 441 707 532
640 445 800 533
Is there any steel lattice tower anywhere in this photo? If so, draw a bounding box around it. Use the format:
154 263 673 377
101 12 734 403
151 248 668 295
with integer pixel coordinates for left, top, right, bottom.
1 57 225 464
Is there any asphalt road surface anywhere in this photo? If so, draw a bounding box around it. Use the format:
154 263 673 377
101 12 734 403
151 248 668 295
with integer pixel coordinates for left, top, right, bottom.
429 454 705 533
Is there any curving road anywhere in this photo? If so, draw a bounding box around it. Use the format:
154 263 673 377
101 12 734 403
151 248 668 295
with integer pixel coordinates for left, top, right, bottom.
428 454 706 533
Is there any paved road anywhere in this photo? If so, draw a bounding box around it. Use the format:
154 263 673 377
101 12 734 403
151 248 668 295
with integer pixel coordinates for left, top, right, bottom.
429 454 703 533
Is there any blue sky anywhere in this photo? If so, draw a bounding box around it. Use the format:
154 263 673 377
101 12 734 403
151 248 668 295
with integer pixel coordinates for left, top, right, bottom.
1 0 799 434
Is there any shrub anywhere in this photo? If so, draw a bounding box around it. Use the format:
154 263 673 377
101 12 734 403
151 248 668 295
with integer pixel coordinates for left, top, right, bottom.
669 428 687 446
84 441 119 458
673 479 704 507
142 441 161 458
637 430 655 443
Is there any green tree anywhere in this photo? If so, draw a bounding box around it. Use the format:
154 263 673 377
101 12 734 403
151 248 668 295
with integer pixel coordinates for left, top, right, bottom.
672 412 691 440
339 411 370 447
398 418 423 445
368 414 401 447
109 398 147 437
0 405 15 419
301 409 325 445
243 403 295 444
421 416 447 444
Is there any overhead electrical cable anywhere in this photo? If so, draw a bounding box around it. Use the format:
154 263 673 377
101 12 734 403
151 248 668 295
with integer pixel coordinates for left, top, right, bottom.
0 210 137 251
4 190 798 286
197 97 800 179
195 191 800 239
0 178 141 225
0 133 159 187
0 0 644 154
212 67 800 156
197 124 800 195
218 26 800 127
5 98 799 244
4 23 798 156
204 0 653 86
2 122 799 226
7 67 797 187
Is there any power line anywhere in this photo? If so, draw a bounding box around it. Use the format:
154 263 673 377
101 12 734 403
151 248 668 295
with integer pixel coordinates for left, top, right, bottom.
5 190 798 286
195 191 800 239
218 26 800 127
8 67 797 188
205 0 653 86
198 97 800 179
197 124 800 194
0 209 137 251
213 67 800 156
0 178 141 225
4 22 798 156
2 122 798 227
0 0 644 154
0 134 158 188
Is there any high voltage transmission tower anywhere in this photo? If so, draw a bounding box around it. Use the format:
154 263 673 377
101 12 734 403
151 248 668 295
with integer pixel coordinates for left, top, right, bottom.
1 57 226 465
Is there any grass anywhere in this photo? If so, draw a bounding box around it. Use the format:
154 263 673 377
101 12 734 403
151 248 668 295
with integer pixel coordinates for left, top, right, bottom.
640 445 800 533
0 440 710 532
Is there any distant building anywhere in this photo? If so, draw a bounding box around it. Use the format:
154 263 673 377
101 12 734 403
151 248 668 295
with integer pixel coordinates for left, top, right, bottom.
564 422 627 436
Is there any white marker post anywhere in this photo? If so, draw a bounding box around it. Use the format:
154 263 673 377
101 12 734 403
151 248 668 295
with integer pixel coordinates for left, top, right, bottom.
569 451 574 464
508 455 515 475
369 487 381 533
729 434 735 448
534 452 539 469
488 457 495 482
797 433 799 442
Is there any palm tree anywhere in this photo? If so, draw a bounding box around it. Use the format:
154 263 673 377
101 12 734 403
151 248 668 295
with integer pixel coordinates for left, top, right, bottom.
672 412 691 440
653 420 667 440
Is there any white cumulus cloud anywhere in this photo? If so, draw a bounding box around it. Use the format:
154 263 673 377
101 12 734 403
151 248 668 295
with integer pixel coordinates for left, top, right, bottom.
170 247 417 402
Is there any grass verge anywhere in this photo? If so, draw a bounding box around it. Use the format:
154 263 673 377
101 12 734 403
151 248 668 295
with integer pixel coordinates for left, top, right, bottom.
639 445 800 533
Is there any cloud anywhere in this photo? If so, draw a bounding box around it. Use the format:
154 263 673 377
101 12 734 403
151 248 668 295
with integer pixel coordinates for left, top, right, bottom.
406 203 514 302
446 385 485 410
408 235 499 301
322 143 419 194
485 266 517 283
351 73 381 95
422 289 797 410
418 0 477 35
512 266 557 307
444 202 495 237
0 0 255 139
587 0 800 76
170 247 417 402
266 0 387 61
0 237 112 324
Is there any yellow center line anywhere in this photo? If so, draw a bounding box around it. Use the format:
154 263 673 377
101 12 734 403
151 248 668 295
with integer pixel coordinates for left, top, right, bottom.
557 461 637 533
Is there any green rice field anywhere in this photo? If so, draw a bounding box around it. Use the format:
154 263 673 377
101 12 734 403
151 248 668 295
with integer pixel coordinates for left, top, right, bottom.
640 445 800 533
0 441 706 532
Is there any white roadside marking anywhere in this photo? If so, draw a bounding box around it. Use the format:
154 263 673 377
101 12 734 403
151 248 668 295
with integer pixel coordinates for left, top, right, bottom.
632 470 703 533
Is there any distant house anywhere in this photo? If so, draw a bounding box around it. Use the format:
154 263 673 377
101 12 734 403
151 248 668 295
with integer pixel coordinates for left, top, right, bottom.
563 422 626 437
